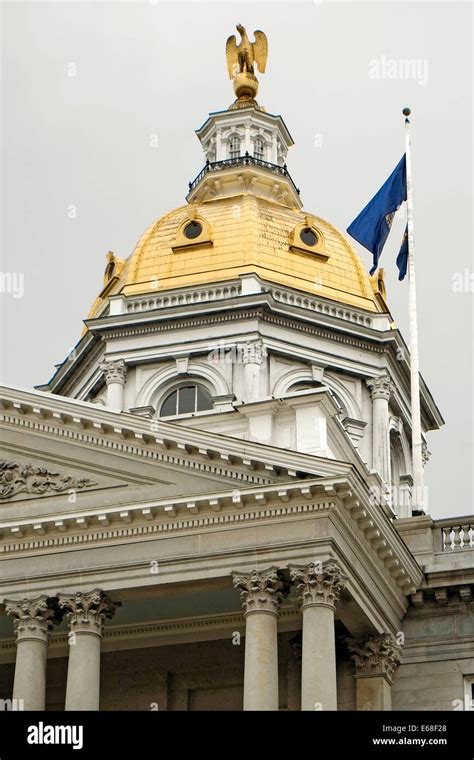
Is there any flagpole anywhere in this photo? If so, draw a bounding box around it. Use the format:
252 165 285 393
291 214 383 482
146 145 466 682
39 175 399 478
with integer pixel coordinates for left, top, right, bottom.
403 107 425 513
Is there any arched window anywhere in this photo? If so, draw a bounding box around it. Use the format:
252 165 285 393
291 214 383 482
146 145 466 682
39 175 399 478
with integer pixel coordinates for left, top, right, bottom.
229 135 241 159
160 385 213 417
254 137 265 160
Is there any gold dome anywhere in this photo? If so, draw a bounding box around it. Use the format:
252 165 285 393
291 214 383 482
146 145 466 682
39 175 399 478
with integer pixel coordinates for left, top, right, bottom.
87 194 387 321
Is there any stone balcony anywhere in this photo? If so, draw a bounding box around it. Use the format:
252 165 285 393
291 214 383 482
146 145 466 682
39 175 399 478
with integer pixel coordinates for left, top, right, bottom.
395 515 474 601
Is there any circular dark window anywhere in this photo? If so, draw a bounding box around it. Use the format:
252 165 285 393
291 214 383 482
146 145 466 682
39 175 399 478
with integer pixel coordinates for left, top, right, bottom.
300 227 318 246
184 221 202 240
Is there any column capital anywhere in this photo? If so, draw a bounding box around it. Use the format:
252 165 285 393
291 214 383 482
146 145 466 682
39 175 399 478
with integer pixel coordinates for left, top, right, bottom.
100 359 127 386
232 567 286 616
241 340 267 366
366 374 394 402
58 589 119 637
5 596 57 643
289 559 347 610
346 633 402 684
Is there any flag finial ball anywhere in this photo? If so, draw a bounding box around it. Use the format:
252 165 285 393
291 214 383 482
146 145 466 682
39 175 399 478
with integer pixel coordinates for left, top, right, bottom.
402 107 411 117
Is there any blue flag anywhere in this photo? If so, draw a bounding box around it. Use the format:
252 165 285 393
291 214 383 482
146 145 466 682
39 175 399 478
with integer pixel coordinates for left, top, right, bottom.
396 226 408 281
347 155 407 279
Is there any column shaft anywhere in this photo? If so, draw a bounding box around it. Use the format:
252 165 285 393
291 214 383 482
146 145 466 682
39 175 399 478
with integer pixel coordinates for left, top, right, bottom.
372 396 390 482
233 567 285 712
301 604 337 710
367 376 394 486
59 589 118 712
12 637 48 710
100 359 127 412
289 560 347 712
243 610 279 710
106 381 124 412
65 631 101 710
5 596 56 711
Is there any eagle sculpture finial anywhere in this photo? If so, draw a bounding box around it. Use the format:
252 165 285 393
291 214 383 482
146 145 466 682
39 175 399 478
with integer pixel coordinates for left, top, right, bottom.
225 25 268 108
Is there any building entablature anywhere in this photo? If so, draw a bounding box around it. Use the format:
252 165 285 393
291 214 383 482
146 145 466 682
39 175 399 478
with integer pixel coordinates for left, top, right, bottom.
38 278 443 436
0 458 423 603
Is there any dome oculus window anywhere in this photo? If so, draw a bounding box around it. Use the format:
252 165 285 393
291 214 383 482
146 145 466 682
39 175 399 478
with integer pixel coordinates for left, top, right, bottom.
160 385 213 417
184 221 203 240
300 227 318 247
172 216 213 252
289 222 328 261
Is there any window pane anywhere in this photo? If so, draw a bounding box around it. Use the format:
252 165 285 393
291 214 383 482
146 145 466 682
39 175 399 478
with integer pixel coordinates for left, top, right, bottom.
160 390 177 417
229 136 240 158
196 387 213 411
178 386 196 414
254 139 264 159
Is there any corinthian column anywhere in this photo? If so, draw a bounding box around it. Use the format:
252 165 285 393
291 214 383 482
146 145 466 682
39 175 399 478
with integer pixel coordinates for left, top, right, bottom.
100 359 127 411
289 560 347 711
347 633 402 710
241 340 266 403
232 567 285 711
5 596 56 710
58 589 118 711
366 375 394 485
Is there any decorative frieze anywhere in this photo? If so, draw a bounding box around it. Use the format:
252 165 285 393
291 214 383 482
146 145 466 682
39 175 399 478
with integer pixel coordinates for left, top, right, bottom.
232 567 287 615
0 460 97 500
346 633 402 684
289 559 347 609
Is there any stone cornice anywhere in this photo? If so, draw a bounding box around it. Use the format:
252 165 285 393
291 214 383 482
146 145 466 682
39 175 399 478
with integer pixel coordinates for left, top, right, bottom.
36 330 102 397
0 471 423 596
0 495 338 553
410 583 474 608
88 306 387 355
0 411 272 487
1 386 335 485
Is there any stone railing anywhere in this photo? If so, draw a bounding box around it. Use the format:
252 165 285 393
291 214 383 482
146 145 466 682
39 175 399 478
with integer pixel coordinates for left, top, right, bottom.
436 519 474 552
270 288 374 327
125 283 242 314
188 154 300 195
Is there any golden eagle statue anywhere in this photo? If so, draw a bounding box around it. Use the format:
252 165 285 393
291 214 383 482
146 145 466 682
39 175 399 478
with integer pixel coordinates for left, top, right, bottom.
226 24 268 79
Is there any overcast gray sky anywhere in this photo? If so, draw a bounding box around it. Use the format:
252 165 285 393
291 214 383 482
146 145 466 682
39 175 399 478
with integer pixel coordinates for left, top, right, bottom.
1 1 472 518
